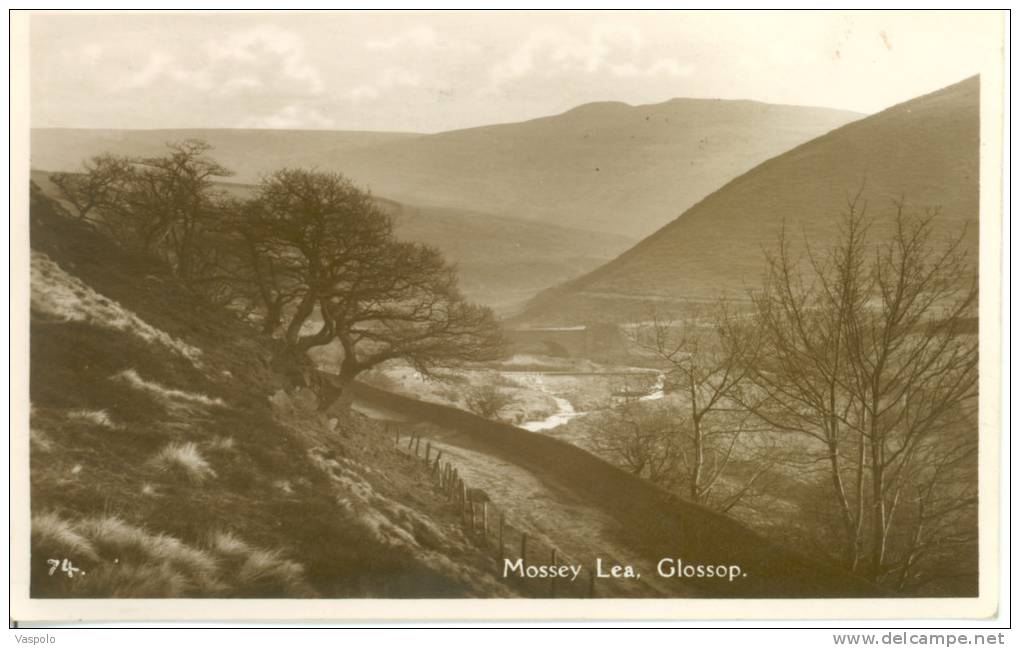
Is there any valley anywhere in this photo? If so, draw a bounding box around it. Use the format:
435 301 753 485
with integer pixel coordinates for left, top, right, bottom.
25 74 981 600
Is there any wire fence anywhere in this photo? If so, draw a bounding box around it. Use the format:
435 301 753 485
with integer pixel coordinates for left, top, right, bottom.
389 423 600 598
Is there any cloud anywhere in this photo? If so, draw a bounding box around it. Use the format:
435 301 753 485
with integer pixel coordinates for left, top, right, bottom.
485 23 692 92
611 58 696 78
118 52 212 91
80 43 104 65
364 25 477 54
366 26 439 51
345 67 422 103
237 104 334 129
113 25 325 100
208 24 324 95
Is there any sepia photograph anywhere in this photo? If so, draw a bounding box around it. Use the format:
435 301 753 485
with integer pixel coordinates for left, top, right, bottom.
8 8 1006 624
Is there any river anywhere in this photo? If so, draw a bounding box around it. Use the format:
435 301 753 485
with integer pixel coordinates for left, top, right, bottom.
517 370 665 432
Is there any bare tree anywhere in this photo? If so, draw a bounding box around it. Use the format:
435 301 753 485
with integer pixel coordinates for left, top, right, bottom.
319 239 505 408
742 193 978 588
739 193 872 570
585 396 685 489
639 307 780 513
465 385 515 420
238 168 394 352
50 154 132 222
841 203 978 580
66 141 233 282
239 169 506 408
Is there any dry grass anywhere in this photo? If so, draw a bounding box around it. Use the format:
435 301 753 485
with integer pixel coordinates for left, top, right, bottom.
31 251 203 364
112 368 225 410
209 531 312 596
32 512 101 563
66 408 118 429
151 442 217 483
78 516 221 588
30 428 54 453
207 435 236 451
32 513 315 597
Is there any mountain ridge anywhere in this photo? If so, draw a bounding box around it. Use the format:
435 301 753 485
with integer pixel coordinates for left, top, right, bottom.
31 96 863 239
513 75 979 325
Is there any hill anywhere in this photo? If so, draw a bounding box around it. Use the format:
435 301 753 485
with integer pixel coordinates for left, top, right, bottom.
514 76 980 325
377 198 632 312
27 186 519 598
30 128 418 182
31 99 861 239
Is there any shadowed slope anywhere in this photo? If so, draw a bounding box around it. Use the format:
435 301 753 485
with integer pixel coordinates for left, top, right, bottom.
516 76 979 325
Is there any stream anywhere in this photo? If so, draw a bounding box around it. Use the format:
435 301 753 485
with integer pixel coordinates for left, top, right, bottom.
517 371 665 432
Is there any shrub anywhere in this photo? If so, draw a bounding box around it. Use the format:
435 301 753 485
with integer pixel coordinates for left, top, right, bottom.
465 384 515 420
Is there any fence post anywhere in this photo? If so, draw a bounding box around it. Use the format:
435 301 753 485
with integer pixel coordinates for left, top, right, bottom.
550 548 558 598
481 502 488 544
414 435 421 457
461 482 468 522
499 513 505 561
425 442 431 464
470 500 476 534
406 432 414 451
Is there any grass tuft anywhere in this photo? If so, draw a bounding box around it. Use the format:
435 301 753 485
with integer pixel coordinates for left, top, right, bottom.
66 408 119 429
151 442 217 484
32 512 101 563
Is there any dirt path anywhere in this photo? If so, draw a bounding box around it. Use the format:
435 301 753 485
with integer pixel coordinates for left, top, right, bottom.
354 393 682 596
347 380 881 598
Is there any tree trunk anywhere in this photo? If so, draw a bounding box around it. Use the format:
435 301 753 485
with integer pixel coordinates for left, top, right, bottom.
691 418 704 504
871 437 887 579
284 292 316 346
262 300 283 336
317 359 360 413
826 440 858 569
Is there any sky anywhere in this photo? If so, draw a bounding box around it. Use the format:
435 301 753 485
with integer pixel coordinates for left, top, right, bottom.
29 11 1001 133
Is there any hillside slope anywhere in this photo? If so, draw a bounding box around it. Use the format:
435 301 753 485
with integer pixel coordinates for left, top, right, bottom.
27 186 517 598
318 99 861 238
378 198 631 312
32 99 861 239
516 76 980 325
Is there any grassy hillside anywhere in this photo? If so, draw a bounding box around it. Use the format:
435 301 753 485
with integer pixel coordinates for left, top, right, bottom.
377 198 632 312
31 99 861 239
28 186 518 598
516 76 980 325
